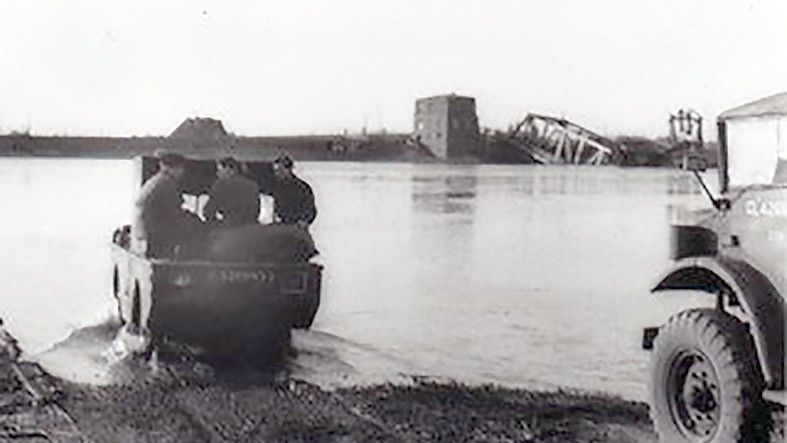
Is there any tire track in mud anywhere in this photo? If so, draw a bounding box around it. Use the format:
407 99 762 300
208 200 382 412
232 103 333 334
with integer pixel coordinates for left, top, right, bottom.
32 320 425 442
166 370 265 443
27 350 666 443
43 324 408 443
161 362 408 443
32 324 680 442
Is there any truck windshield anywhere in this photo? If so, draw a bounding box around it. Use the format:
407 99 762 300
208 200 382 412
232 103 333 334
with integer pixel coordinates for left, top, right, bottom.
726 117 787 187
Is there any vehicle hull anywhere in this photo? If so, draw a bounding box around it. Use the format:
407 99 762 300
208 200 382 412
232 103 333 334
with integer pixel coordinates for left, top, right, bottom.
111 243 322 355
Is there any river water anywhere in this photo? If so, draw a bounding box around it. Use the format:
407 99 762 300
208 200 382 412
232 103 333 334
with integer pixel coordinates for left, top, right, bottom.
0 158 717 400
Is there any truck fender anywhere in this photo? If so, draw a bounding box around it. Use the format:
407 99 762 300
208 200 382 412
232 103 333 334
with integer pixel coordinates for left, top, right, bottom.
652 256 784 389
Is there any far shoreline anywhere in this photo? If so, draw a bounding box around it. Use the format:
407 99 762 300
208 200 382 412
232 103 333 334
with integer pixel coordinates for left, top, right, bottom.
0 132 703 168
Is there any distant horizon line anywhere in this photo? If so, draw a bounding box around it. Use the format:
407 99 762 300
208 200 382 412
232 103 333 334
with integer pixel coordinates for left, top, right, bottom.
0 129 717 143
0 129 410 139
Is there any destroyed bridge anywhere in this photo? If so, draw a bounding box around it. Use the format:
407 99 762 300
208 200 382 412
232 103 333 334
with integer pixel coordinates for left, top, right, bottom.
502 114 624 166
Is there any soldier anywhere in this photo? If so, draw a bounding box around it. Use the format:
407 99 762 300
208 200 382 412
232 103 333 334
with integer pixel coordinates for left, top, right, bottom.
264 155 317 228
203 157 261 227
131 150 205 257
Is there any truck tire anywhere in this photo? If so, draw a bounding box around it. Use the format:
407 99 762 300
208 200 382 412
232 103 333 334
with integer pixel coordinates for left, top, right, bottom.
650 308 766 442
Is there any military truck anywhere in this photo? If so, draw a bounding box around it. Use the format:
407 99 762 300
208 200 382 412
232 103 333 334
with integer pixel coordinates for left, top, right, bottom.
110 155 322 358
643 92 786 441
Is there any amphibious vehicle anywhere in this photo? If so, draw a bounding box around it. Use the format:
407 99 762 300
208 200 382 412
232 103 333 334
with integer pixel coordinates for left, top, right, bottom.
110 155 322 357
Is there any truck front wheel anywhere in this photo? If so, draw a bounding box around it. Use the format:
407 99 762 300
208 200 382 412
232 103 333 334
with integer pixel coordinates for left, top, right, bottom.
650 308 766 442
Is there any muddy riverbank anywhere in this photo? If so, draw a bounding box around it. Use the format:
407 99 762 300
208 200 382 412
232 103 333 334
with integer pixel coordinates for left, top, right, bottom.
1 351 658 443
3 324 783 442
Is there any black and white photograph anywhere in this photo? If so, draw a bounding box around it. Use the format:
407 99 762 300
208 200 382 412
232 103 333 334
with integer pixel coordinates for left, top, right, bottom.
0 1 785 441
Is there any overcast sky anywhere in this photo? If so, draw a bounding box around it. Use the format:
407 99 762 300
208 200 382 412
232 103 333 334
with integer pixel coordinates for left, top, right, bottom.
1 0 785 139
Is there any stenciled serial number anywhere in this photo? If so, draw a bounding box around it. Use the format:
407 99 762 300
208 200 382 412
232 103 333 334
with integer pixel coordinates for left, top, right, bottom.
745 198 787 218
209 269 274 284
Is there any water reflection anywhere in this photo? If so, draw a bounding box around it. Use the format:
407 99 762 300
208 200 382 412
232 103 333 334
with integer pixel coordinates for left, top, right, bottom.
411 174 478 216
441 166 708 198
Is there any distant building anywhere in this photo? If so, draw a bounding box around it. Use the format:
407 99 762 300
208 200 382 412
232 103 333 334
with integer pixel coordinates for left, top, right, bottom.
414 94 479 159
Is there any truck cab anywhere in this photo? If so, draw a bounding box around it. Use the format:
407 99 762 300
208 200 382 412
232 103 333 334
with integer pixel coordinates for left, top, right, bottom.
645 92 786 442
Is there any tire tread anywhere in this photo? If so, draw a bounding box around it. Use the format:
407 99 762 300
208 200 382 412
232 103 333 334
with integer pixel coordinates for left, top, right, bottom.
649 308 766 442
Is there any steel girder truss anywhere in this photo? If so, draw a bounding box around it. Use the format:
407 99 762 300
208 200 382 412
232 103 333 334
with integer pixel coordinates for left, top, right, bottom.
507 114 618 165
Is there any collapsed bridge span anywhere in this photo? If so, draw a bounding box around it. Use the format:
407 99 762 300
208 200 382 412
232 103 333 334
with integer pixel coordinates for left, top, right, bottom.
504 114 623 165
